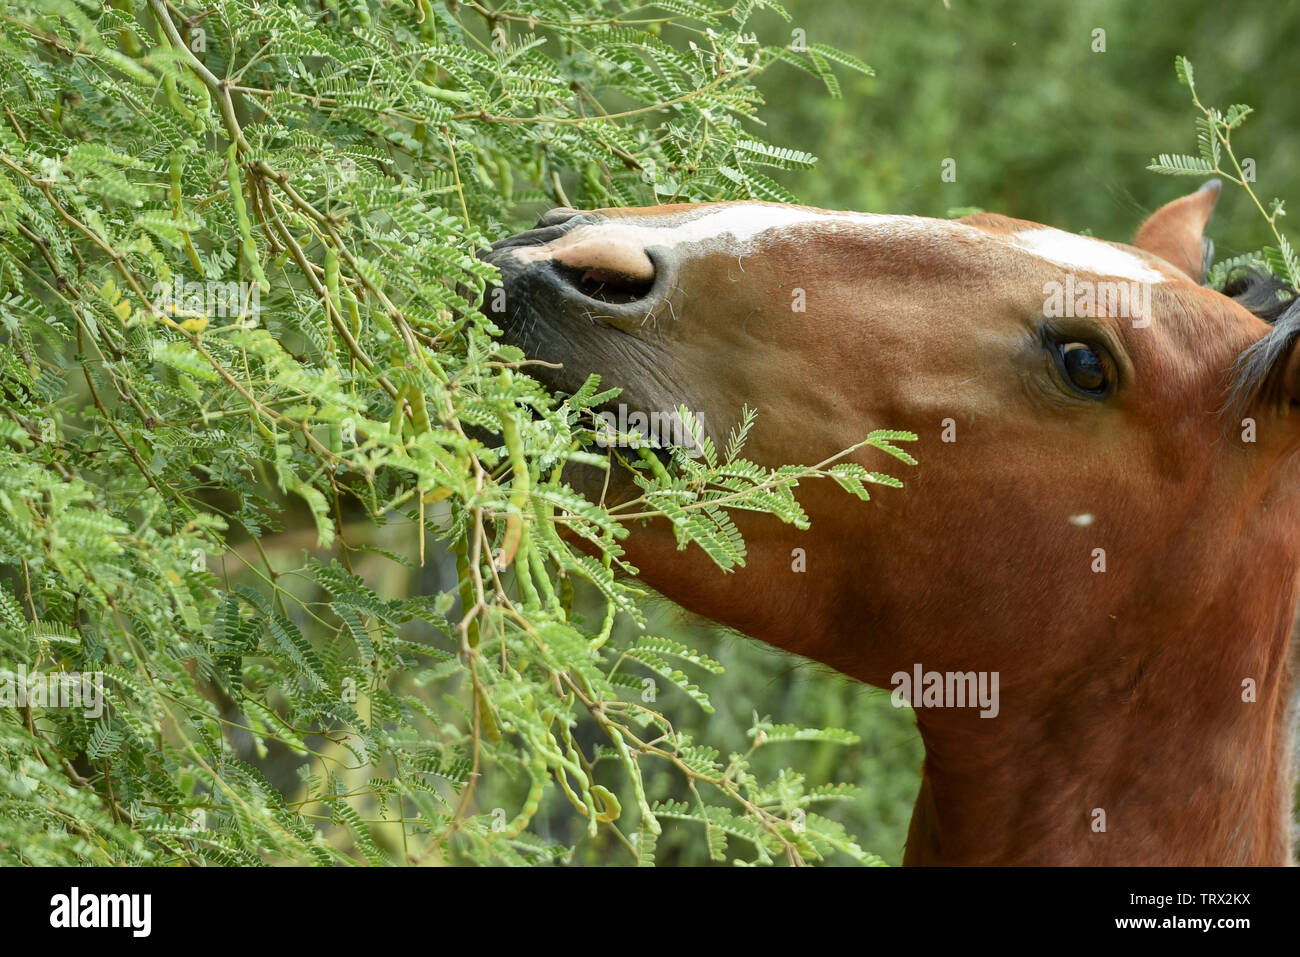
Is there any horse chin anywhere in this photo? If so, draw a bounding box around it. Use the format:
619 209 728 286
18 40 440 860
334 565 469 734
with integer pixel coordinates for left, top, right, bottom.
562 396 690 506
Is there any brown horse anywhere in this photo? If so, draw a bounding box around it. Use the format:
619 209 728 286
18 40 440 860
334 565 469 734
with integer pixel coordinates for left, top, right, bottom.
483 183 1300 865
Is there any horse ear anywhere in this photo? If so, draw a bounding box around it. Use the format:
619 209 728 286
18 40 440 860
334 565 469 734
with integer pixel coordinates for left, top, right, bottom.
1133 179 1221 281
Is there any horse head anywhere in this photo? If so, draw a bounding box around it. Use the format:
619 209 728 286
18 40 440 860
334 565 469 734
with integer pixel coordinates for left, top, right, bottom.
483 184 1300 864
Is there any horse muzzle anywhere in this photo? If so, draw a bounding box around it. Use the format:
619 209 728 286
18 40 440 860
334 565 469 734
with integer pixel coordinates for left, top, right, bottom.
480 208 695 494
480 209 679 375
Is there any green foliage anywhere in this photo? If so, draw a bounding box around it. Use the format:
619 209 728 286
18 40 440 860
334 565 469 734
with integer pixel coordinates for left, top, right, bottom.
757 0 1300 270
1148 57 1299 290
0 0 907 865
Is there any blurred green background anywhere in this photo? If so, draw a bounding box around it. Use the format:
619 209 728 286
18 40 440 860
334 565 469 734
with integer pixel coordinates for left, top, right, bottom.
762 0 1300 257
255 0 1300 865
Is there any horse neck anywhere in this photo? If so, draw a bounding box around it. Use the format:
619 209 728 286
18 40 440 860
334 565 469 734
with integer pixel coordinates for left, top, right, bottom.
902 559 1300 866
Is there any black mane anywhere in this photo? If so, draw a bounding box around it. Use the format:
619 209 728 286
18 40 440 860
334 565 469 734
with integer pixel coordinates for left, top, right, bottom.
1223 269 1300 414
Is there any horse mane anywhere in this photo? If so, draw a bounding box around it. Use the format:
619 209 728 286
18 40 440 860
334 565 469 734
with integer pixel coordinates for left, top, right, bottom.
1223 269 1300 413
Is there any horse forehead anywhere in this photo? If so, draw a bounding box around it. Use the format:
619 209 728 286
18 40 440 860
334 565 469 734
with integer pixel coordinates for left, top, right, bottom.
585 202 971 249
593 203 1173 283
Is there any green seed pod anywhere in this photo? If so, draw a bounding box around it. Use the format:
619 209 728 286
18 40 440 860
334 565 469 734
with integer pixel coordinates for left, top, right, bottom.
495 155 513 200
503 751 547 838
557 571 574 616
227 144 268 292
388 382 409 438
497 411 530 569
345 289 362 338
478 693 501 743
182 233 204 277
417 0 437 42
171 150 205 276
169 150 183 209
155 28 197 125
323 246 342 355
408 387 431 434
590 785 621 823
111 0 142 57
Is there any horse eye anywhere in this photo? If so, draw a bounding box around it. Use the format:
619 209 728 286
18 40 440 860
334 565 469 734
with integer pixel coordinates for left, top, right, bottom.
1058 341 1109 394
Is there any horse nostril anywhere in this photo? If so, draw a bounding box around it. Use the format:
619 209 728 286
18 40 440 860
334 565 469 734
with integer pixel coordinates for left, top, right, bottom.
534 207 581 229
497 218 663 308
545 226 658 306
553 259 657 305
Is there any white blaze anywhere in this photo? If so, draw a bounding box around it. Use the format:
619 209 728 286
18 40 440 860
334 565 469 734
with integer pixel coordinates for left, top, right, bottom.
509 205 968 268
1009 228 1168 283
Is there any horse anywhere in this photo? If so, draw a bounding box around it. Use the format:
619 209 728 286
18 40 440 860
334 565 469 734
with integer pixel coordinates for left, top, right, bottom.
482 183 1300 865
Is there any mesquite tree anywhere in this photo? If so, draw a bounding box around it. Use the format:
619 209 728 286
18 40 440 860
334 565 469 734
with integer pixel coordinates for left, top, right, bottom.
0 0 910 865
